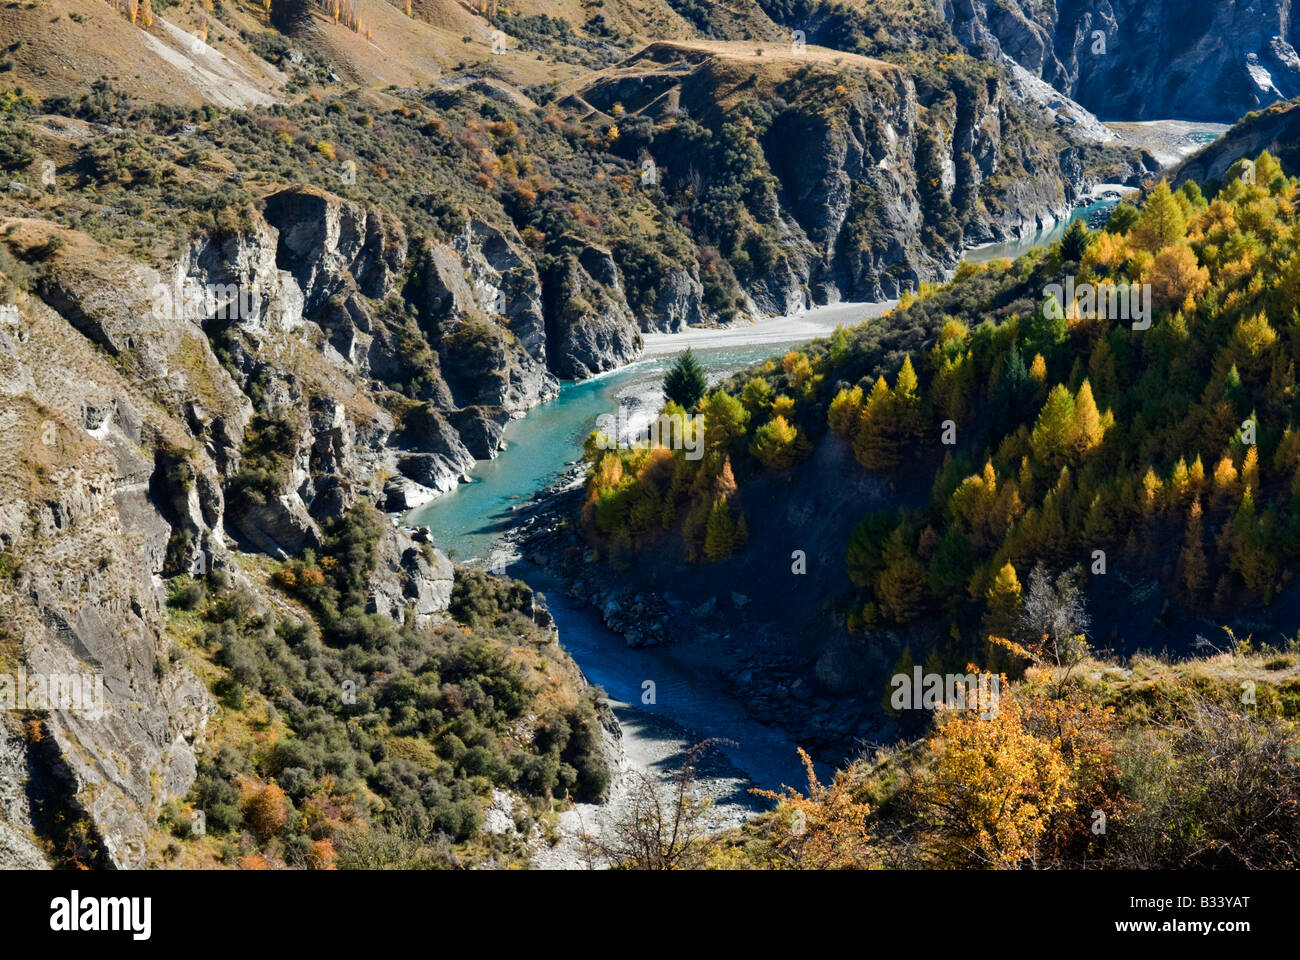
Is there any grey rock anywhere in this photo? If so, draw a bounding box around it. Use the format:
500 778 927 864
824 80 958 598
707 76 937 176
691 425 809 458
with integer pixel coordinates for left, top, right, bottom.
368 526 454 626
944 0 1300 123
692 597 717 618
263 186 407 314
543 237 644 378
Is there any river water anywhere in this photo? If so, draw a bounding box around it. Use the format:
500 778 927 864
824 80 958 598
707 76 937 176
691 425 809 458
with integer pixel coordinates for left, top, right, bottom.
404 195 1126 830
406 307 878 805
963 195 1122 263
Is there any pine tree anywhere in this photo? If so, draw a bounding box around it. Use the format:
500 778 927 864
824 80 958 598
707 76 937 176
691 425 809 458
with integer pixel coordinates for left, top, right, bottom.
701 389 749 455
1088 336 1119 407
1024 300 1068 368
1070 379 1104 456
1131 179 1187 253
828 385 863 437
1171 456 1191 500
1034 490 1068 563
876 525 927 623
932 350 974 422
741 376 774 416
1061 216 1090 262
1212 455 1238 508
984 561 1022 641
1141 466 1163 515
703 500 736 560
1255 150 1284 193
663 348 707 409
1229 486 1274 595
1241 445 1260 491
989 344 1034 440
927 527 973 608
1180 498 1208 599
893 355 923 440
713 455 738 501
951 460 1001 551
1030 384 1076 471
1029 352 1048 383
853 376 900 470
750 415 800 469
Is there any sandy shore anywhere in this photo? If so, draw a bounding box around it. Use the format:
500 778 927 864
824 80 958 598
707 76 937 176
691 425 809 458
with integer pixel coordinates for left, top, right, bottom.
642 301 896 357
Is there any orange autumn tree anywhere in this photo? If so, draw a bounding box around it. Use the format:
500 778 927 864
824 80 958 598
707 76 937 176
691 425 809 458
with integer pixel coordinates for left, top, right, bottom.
242 781 288 843
750 748 873 868
1142 243 1210 311
918 692 1071 868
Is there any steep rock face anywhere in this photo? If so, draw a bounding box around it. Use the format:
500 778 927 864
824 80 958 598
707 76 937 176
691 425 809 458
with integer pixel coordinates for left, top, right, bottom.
416 234 559 411
368 526 455 628
173 210 362 542
646 268 708 332
447 406 511 460
389 404 478 508
0 731 47 869
582 43 1145 314
263 186 407 313
758 65 933 304
0 215 476 866
261 187 407 378
165 188 561 513
21 224 245 578
1172 99 1300 186
544 238 644 379
451 219 549 366
943 0 1300 123
0 281 217 869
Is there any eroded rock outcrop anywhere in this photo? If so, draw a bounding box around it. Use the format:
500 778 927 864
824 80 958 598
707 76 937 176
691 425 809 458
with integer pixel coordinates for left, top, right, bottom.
544 238 644 379
944 0 1300 123
368 526 455 628
0 278 218 868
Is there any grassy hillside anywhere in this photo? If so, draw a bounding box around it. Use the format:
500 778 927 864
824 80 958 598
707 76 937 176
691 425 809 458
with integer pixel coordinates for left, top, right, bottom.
702 646 1300 869
156 506 610 869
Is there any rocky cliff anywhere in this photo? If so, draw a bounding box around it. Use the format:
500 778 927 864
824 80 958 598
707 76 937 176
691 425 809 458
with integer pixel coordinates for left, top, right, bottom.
1171 97 1300 187
575 41 1148 309
942 0 1300 123
0 206 465 866
0 0 1191 868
